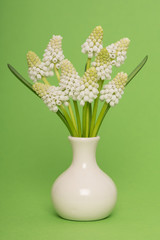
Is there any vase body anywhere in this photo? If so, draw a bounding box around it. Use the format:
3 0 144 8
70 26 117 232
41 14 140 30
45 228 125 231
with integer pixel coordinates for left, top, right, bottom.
51 136 117 221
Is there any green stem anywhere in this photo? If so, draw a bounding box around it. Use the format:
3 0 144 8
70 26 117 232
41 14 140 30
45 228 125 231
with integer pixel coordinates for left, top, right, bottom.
59 105 78 137
42 76 50 85
68 101 78 135
90 79 103 136
56 110 73 135
85 102 90 137
89 103 92 134
82 103 87 137
54 65 60 82
73 101 81 137
54 66 78 135
91 102 110 137
86 58 91 71
82 58 92 137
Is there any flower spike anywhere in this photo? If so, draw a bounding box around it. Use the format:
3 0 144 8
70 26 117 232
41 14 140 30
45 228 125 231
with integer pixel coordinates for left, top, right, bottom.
43 35 65 70
81 26 103 58
27 51 53 83
106 38 130 67
76 67 99 106
59 59 81 100
100 72 128 107
42 86 69 112
27 51 41 68
92 48 112 80
33 82 69 112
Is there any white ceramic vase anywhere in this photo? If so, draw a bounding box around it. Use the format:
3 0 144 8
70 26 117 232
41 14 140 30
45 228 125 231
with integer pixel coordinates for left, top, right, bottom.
51 136 117 221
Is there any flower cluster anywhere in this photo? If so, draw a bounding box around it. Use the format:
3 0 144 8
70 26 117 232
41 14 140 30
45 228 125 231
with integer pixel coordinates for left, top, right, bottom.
8 23 147 138
33 83 69 112
27 51 53 82
59 59 81 100
27 35 65 83
28 26 130 112
91 38 130 81
43 35 65 70
81 26 103 58
92 48 112 80
100 72 128 107
76 67 99 106
106 38 130 67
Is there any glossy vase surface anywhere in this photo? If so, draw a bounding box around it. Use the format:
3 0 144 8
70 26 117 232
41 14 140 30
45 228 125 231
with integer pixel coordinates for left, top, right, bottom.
51 136 117 221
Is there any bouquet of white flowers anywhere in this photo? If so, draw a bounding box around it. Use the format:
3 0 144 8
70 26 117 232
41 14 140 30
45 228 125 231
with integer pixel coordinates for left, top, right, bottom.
8 26 147 137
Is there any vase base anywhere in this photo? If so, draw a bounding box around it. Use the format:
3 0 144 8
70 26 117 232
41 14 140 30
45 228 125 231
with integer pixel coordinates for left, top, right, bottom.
55 211 113 222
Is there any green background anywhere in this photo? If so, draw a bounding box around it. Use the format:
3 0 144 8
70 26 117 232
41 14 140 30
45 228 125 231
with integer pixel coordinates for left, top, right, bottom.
1 0 160 239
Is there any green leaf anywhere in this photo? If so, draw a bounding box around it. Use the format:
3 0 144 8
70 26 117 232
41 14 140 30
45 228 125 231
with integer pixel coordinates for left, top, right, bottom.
7 64 38 96
7 64 73 134
126 55 148 86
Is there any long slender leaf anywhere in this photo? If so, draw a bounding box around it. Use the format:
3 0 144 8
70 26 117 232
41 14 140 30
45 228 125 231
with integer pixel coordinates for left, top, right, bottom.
126 55 148 86
7 64 73 134
57 110 73 135
93 55 148 136
7 64 38 96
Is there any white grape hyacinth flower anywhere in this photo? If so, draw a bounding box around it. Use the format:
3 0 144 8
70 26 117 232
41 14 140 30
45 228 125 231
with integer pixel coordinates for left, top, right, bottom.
33 83 69 112
100 72 128 107
92 48 112 80
43 35 65 71
42 86 69 112
59 59 81 101
27 51 54 83
106 38 130 67
76 67 99 106
81 26 103 58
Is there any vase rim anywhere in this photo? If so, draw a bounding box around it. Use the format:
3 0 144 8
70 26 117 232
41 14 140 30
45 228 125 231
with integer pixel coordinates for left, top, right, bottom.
68 136 100 142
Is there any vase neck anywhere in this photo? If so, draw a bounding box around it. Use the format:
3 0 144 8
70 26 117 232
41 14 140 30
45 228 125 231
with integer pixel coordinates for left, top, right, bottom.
68 137 100 167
